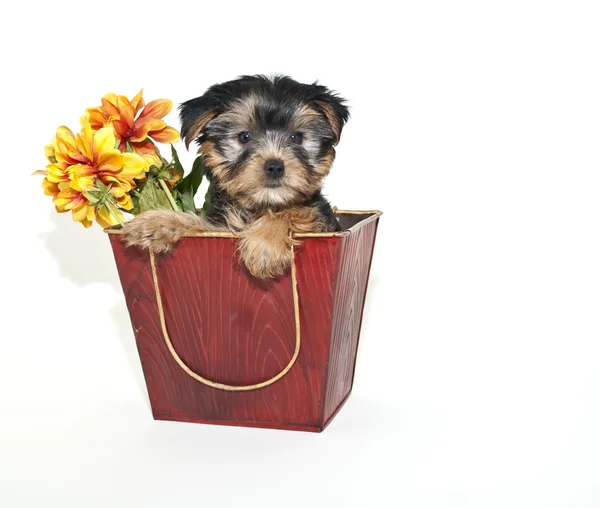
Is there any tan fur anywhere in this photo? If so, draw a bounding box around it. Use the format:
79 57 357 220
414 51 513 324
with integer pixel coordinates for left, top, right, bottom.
184 112 218 149
223 205 252 231
125 87 342 279
195 98 335 212
238 207 323 279
203 143 324 210
226 154 319 209
122 206 321 279
313 100 342 144
121 210 225 252
219 97 259 128
314 147 335 177
199 140 231 180
295 104 322 126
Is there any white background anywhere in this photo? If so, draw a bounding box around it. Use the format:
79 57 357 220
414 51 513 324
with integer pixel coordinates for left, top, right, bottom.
1 1 599 506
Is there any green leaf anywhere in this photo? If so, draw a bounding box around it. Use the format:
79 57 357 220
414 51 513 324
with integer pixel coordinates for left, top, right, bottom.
138 180 173 212
174 155 205 213
157 169 173 180
178 192 196 213
86 190 102 201
170 145 184 180
200 182 213 216
130 184 143 215
131 195 140 215
125 141 133 153
178 155 204 196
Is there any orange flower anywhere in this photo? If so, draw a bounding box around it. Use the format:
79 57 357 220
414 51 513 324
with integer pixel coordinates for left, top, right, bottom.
33 134 73 209
35 123 145 228
85 90 180 166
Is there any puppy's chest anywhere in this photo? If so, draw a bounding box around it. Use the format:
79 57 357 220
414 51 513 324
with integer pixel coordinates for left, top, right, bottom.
220 204 322 234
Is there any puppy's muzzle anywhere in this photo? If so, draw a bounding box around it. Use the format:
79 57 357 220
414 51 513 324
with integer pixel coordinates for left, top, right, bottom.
264 159 285 184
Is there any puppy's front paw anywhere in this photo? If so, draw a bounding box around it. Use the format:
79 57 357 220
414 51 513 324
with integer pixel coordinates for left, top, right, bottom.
122 210 193 253
238 222 293 279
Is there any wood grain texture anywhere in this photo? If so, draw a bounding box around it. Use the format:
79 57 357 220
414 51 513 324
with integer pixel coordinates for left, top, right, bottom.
109 212 380 432
323 219 380 425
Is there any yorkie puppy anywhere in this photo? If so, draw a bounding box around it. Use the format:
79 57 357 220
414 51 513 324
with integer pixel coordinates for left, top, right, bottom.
122 75 349 279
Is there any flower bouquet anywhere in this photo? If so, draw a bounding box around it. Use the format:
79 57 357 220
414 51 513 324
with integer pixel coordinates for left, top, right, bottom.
36 89 381 432
34 90 207 229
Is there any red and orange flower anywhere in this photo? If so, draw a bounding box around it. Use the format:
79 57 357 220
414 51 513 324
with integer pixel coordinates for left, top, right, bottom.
35 121 146 228
85 90 180 167
35 90 189 228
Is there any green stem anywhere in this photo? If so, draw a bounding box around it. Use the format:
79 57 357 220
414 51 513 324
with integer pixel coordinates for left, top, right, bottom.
158 178 180 211
105 200 124 226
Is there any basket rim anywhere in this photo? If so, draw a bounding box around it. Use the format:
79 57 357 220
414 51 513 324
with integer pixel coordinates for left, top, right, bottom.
104 209 382 238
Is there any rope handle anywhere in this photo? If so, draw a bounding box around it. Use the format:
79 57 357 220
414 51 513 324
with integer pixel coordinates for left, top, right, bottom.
148 242 301 392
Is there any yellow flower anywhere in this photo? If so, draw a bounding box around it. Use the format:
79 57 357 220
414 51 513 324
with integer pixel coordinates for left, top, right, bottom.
85 90 180 168
35 123 145 228
33 136 71 204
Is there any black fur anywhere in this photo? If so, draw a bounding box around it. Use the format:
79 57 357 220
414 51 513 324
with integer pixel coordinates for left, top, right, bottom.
180 75 349 232
180 75 349 148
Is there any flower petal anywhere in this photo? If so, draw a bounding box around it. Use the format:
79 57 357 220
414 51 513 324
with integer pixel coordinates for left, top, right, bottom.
120 152 146 178
140 99 172 120
131 140 159 157
103 178 128 197
130 118 166 142
46 163 70 183
69 164 96 191
121 104 136 130
92 127 117 164
97 150 123 173
141 152 162 171
67 151 91 164
149 126 180 144
54 126 78 162
75 131 92 160
44 142 56 162
112 119 130 139
131 89 145 114
115 193 134 210
101 94 121 117
55 188 87 211
72 203 92 223
42 178 59 196
96 204 123 228
86 108 109 130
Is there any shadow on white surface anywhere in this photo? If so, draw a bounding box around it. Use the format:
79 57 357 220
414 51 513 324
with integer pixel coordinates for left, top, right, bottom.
108 303 151 406
39 211 150 405
39 211 121 290
326 393 407 433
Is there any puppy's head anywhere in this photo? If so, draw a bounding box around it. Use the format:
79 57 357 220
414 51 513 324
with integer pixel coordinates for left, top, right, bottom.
180 75 349 210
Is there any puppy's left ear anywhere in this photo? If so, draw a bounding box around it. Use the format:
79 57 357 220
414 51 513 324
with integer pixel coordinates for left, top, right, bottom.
307 85 350 145
179 95 222 149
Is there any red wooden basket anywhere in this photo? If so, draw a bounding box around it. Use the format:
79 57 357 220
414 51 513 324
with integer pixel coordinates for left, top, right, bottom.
107 209 381 432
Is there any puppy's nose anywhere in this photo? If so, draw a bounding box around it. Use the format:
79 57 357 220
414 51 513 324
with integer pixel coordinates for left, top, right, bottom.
264 159 285 177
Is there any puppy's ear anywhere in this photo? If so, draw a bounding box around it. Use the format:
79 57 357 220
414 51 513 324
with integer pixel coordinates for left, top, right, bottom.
306 84 350 145
179 94 222 149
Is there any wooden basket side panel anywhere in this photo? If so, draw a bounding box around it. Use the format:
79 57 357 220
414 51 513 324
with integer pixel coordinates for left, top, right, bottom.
109 235 340 429
109 235 170 417
323 219 379 423
294 237 344 426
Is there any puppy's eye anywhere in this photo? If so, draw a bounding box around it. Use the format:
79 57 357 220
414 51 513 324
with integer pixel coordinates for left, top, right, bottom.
290 132 303 144
238 132 251 144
